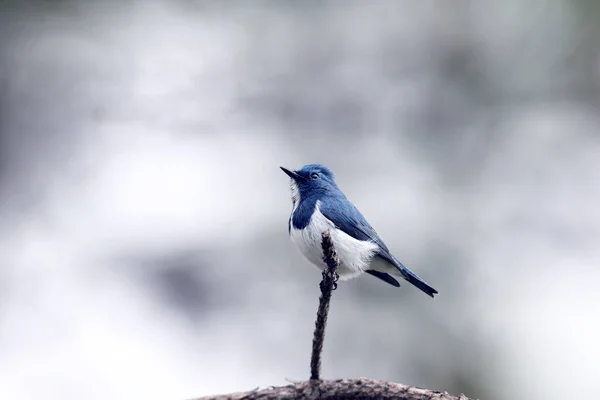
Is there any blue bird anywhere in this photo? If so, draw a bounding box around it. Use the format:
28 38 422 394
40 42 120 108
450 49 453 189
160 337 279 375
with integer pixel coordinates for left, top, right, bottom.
281 164 438 298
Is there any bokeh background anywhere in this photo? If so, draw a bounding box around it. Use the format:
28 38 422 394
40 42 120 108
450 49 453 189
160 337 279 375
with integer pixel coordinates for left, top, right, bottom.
1 1 600 399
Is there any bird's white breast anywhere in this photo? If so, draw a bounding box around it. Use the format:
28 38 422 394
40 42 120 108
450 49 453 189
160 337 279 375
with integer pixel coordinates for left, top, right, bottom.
289 201 379 280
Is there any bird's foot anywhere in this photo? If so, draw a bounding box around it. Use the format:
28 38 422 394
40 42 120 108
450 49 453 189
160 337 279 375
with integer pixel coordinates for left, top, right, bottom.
321 270 339 291
319 271 326 292
332 272 339 290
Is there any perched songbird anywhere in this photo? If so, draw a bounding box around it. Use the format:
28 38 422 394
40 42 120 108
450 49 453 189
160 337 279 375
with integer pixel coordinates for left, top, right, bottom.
281 164 438 298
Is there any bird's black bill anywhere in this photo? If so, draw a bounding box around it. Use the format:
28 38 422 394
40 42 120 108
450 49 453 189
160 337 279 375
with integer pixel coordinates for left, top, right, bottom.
280 166 305 181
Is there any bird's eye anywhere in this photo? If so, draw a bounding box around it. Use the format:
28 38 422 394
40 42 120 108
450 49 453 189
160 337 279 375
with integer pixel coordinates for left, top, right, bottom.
311 172 319 179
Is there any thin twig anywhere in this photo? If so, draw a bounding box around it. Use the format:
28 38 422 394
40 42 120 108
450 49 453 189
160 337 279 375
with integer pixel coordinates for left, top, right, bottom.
192 232 473 400
310 230 339 381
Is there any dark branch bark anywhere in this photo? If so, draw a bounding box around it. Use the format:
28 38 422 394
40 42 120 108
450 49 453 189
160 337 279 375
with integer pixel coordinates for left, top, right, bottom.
310 231 339 380
194 377 473 400
192 233 473 400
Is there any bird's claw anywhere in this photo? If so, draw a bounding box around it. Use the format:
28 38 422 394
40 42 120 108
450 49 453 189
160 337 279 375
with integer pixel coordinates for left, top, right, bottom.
320 270 340 291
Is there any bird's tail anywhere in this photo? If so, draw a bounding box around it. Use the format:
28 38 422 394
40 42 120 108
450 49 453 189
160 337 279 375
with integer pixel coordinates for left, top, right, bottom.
393 257 438 298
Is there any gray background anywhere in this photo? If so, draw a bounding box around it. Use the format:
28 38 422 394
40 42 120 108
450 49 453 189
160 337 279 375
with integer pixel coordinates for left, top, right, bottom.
1 1 599 400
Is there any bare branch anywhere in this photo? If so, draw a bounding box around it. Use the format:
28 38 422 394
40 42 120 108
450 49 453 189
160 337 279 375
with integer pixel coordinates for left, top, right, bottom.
310 230 339 380
194 377 473 400
192 233 474 400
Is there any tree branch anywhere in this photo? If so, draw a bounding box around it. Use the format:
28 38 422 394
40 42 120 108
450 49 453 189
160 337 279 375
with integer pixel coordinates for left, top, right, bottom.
194 377 473 400
310 230 339 380
192 232 474 400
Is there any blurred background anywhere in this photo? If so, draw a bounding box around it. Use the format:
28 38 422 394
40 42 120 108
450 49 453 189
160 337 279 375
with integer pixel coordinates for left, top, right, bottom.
1 1 599 399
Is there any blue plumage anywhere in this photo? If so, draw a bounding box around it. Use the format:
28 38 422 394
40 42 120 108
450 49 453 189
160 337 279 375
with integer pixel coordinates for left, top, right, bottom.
281 164 438 298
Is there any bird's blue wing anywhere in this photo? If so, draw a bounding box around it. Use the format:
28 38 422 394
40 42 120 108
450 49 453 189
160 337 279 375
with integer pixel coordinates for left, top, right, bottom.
318 196 395 263
319 196 438 297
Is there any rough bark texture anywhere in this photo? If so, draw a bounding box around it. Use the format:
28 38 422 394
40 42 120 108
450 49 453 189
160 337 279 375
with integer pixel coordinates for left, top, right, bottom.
194 377 473 400
310 231 339 380
194 234 473 400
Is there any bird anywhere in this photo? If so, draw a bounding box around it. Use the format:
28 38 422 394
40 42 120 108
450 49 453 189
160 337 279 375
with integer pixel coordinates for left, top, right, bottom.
281 164 438 298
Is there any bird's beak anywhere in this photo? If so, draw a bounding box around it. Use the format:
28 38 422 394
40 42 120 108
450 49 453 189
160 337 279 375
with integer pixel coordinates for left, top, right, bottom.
280 166 305 182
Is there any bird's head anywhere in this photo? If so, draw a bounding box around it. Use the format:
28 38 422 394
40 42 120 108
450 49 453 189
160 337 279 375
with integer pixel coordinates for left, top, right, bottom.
280 164 338 206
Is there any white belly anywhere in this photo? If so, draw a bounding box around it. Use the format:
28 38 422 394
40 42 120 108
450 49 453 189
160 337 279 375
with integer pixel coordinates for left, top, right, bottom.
289 201 379 280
